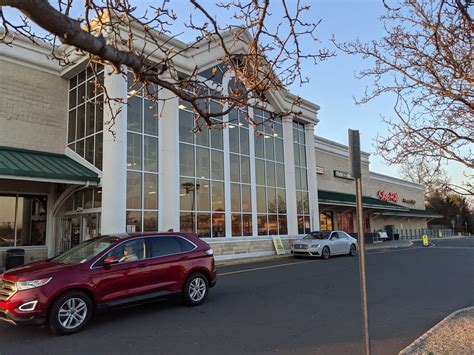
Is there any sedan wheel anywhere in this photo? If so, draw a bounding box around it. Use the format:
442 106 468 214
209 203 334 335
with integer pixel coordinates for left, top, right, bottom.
184 272 209 306
350 244 357 256
322 247 330 260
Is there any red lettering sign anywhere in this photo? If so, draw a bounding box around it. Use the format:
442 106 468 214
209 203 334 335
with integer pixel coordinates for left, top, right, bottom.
378 189 399 203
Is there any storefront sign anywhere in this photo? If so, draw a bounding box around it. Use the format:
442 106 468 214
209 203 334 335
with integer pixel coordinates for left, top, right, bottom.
272 236 286 255
334 170 353 180
377 189 399 202
316 166 325 175
402 198 416 205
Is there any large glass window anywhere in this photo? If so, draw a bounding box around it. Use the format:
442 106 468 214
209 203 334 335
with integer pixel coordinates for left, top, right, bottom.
0 195 47 247
294 121 310 234
254 109 287 236
229 108 253 237
126 72 159 232
67 65 104 170
179 95 225 238
320 211 333 231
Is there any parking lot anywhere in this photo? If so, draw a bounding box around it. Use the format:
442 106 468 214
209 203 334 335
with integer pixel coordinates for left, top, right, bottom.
0 238 473 355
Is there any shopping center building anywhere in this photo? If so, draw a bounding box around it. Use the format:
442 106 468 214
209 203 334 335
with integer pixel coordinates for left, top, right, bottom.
0 30 441 266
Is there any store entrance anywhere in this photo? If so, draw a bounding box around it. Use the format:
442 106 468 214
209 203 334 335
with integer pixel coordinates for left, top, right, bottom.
58 213 100 253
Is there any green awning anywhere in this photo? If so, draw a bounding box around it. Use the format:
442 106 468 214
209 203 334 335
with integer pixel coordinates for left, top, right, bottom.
318 190 407 211
318 190 441 218
373 208 443 219
0 146 99 184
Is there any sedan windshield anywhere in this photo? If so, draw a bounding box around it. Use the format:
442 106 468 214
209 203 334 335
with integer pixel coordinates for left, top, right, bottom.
303 231 331 240
51 236 119 264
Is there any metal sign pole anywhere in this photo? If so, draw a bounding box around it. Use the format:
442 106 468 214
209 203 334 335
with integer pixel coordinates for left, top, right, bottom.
349 129 371 355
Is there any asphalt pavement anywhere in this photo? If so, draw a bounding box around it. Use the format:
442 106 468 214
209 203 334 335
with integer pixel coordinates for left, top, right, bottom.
0 237 472 355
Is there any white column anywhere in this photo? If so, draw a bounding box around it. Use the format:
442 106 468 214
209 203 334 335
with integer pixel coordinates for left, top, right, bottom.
101 69 128 234
282 117 298 235
305 123 320 230
159 89 180 231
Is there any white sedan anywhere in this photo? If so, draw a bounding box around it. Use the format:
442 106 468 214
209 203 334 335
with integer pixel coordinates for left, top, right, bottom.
291 230 358 259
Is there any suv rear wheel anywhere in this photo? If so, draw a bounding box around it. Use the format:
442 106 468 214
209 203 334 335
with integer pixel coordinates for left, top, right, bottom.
48 290 93 335
183 272 209 306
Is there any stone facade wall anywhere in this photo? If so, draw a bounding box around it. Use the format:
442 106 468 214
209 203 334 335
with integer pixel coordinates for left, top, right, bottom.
0 60 67 154
207 237 298 258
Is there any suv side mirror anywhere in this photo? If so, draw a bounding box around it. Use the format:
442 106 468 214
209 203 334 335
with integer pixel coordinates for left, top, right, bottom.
103 256 119 266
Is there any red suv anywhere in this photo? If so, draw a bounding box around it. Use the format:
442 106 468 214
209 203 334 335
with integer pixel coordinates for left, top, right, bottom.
0 232 216 334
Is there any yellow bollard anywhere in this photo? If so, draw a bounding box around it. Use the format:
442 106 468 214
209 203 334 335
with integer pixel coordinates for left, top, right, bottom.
423 235 429 247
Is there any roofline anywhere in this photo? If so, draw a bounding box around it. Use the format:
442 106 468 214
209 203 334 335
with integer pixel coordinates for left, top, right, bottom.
369 172 425 191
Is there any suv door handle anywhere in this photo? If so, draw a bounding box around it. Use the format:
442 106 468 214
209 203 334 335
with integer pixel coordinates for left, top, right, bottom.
179 256 190 261
137 263 147 269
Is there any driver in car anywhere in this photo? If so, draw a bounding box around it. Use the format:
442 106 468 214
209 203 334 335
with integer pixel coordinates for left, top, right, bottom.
119 244 139 263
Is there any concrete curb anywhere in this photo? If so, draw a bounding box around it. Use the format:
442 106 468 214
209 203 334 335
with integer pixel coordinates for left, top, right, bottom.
217 241 414 266
366 241 413 250
399 306 474 354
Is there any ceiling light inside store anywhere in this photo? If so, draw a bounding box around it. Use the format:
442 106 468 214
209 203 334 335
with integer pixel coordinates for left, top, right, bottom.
148 191 156 194
273 133 278 137
264 135 271 139
178 104 187 109
228 124 235 128
127 90 139 98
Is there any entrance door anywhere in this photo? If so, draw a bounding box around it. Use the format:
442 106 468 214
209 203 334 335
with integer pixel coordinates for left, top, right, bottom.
59 213 101 252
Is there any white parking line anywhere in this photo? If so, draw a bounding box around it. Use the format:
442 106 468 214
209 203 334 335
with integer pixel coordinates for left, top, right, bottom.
430 246 474 250
218 259 317 276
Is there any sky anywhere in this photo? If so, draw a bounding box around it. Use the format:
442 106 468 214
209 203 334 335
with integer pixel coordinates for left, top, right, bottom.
3 0 469 187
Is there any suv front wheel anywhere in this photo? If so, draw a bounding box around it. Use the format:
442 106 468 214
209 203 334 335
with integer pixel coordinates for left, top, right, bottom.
183 272 209 306
48 290 93 335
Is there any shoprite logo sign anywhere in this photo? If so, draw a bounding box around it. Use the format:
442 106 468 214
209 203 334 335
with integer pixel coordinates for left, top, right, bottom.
377 189 399 202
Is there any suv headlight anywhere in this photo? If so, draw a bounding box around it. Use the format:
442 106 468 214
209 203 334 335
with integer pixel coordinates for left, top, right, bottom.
16 277 52 291
310 244 320 250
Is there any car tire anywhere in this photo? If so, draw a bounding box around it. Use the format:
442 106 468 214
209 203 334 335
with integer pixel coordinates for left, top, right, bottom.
349 244 357 256
48 290 93 335
322 246 330 260
183 272 209 307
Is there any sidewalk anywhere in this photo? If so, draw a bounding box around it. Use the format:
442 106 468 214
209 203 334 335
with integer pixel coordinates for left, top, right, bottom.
400 307 474 354
216 239 413 266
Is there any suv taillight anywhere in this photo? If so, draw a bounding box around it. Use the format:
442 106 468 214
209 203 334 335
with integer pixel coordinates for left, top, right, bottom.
204 248 214 256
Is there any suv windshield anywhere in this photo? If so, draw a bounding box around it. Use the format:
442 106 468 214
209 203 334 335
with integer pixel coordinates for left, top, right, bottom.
51 236 119 264
303 231 331 240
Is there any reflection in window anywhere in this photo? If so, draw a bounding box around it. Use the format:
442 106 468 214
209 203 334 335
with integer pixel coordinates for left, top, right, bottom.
126 71 159 232
229 107 253 237
179 95 225 238
0 195 47 247
294 121 310 234
320 211 333 231
254 109 287 236
67 65 104 170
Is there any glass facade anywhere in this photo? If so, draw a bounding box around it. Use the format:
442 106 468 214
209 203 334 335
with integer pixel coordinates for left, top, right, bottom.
229 108 252 236
254 109 287 236
0 194 47 247
67 65 104 170
293 121 310 234
179 97 225 237
126 73 159 232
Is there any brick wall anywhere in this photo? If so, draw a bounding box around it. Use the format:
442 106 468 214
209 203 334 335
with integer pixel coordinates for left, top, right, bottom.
0 60 67 153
